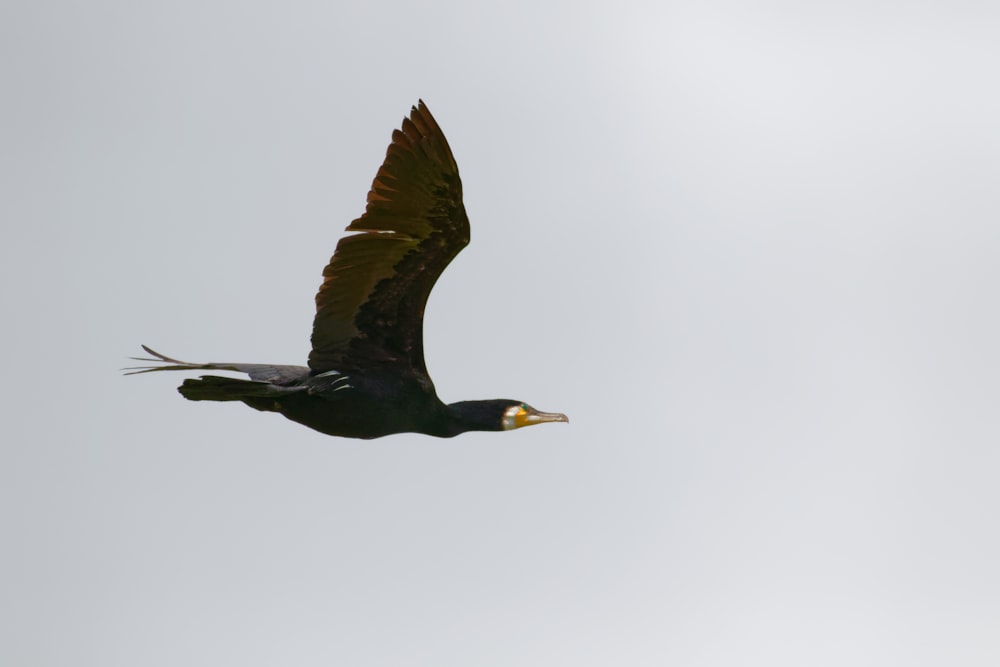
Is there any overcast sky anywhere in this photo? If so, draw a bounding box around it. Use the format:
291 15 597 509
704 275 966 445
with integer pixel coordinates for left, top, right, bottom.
2 1 999 665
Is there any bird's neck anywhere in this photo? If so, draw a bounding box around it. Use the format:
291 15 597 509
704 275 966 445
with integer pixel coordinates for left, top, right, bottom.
440 400 507 436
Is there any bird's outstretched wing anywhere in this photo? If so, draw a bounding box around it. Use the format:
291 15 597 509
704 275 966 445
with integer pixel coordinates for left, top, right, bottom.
309 100 470 376
125 345 309 385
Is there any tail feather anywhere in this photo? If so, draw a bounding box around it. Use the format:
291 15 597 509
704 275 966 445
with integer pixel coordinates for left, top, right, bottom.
179 375 306 402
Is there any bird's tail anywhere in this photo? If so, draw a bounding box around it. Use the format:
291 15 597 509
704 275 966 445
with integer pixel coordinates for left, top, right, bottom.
125 345 309 412
178 375 307 413
178 375 284 402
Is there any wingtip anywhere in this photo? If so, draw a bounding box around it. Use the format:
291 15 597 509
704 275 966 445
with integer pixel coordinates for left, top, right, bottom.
124 344 195 374
137 345 187 364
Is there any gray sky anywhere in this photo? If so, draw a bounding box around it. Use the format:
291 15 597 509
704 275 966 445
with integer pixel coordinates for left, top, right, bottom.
2 1 999 665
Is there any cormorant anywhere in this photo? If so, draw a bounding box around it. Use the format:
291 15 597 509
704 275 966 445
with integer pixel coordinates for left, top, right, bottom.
128 100 568 439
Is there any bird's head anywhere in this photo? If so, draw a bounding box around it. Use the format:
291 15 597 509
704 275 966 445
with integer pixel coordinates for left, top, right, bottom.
445 399 568 434
500 402 570 431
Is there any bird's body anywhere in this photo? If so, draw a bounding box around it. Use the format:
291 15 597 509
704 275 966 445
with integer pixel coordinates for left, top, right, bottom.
129 101 567 439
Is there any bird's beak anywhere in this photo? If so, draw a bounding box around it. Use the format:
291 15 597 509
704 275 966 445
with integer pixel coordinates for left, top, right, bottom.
516 407 569 428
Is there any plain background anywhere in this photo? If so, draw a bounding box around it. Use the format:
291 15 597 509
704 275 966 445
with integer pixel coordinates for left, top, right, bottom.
2 1 998 665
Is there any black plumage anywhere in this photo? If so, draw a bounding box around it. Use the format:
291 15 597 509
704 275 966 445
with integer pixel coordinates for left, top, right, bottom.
128 101 567 439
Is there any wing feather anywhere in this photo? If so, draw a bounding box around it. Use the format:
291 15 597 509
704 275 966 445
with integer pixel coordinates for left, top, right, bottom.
309 101 469 376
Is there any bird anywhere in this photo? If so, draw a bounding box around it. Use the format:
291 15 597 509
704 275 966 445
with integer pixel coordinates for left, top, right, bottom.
127 100 568 439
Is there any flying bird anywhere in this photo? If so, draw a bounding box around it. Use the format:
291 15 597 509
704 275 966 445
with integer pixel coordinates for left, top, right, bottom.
128 100 568 439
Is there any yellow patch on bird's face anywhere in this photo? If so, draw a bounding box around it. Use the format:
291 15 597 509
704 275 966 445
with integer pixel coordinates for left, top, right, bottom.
502 403 569 430
502 404 529 430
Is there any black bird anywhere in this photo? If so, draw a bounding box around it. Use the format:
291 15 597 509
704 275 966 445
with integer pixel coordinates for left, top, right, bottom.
128 100 568 439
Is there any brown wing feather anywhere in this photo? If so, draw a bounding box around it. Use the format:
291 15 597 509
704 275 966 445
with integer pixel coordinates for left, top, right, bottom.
309 100 470 376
